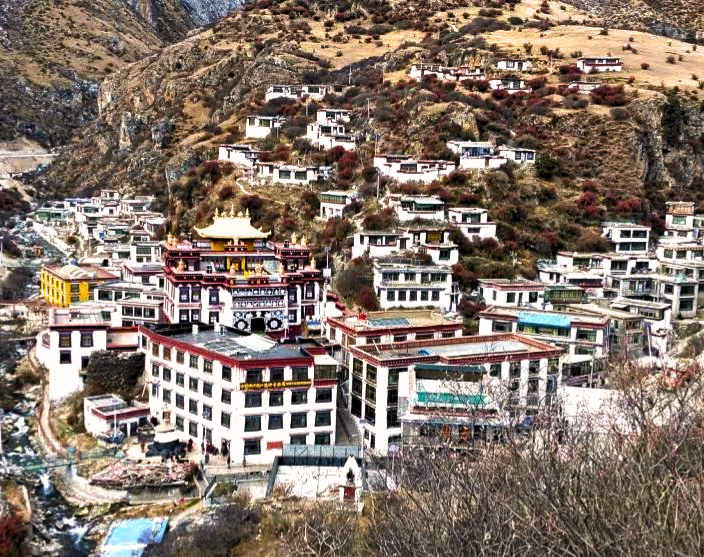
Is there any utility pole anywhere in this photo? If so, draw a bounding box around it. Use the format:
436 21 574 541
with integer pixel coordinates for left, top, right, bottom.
366 99 371 119
348 66 352 86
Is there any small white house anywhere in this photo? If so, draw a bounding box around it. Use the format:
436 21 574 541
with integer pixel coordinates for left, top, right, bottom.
577 57 623 73
306 123 356 151
316 109 350 125
447 208 497 241
255 162 319 185
409 64 485 82
374 155 456 184
386 194 445 222
602 223 650 253
497 146 536 164
320 191 357 219
218 144 265 168
489 79 532 94
352 227 458 265
496 59 532 71
567 81 602 94
245 115 284 139
374 261 459 312
83 395 150 438
448 142 508 170
478 279 545 308
264 84 345 102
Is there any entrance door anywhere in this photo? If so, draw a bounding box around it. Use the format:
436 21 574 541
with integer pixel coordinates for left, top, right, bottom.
251 317 266 333
204 428 212 444
518 292 523 306
517 62 523 70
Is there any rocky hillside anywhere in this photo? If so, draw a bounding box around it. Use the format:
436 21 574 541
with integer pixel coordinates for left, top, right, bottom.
0 0 242 148
563 0 703 41
34 0 704 276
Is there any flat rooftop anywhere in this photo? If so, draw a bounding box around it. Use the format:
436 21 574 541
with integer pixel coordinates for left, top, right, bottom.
480 305 608 326
50 309 110 327
43 263 118 281
328 309 462 332
478 278 545 290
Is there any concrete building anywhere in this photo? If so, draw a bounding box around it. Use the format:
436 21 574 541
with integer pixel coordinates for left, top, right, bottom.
577 57 623 73
602 223 650 253
245 115 284 139
478 278 545 308
497 146 536 164
386 194 445 222
348 334 564 450
264 84 346 102
374 155 456 184
218 144 266 168
254 162 319 185
40 264 119 307
139 324 338 464
496 59 532 71
83 395 150 438
489 79 532 94
409 64 486 82
447 207 497 241
319 191 357 220
373 260 459 312
351 226 458 265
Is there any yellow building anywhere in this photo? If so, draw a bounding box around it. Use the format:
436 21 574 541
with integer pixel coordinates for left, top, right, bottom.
40 264 119 307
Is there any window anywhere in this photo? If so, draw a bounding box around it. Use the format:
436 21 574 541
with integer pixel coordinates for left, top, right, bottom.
176 351 185 364
179 288 189 302
548 358 559 374
316 389 333 403
529 360 540 375
189 399 198 415
270 368 284 382
490 363 502 377
387 388 398 406
364 404 376 425
439 249 451 261
163 347 171 361
174 373 184 388
420 291 429 301
59 333 72 348
576 329 597 342
431 291 440 302
203 360 213 374
245 392 262 408
209 290 219 304
221 412 230 429
162 389 171 403
269 391 284 406
189 421 198 437
315 411 332 427
221 389 231 404
202 405 212 421
680 299 694 312
398 291 407 302
291 390 308 405
529 292 538 303
290 435 307 446
315 433 331 445
352 377 363 396
162 368 172 382
292 367 309 381
189 355 198 369
179 310 189 323
244 439 261 455
507 293 516 304
175 415 184 431
366 384 376 403
269 414 284 430
290 413 307 428
409 291 417 302
528 379 539 394
351 396 362 418
387 408 399 428
60 351 72 364
244 415 261 432
189 377 198 392
176 394 184 409
152 363 159 377
509 362 522 378
492 321 512 333
80 332 93 347
366 364 377 384
246 369 263 383
203 382 212 398
221 366 231 381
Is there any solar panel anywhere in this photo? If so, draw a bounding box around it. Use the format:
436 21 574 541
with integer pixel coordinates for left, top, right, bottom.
368 317 411 327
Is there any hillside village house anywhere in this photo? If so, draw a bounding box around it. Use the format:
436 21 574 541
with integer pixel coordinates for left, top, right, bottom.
662 201 703 242
478 306 609 381
478 278 545 309
36 308 138 400
489 79 532 94
254 162 319 185
373 260 459 312
306 117 356 151
138 324 338 463
447 208 497 241
41 264 119 307
161 208 323 337
264 84 346 102
602 223 650 253
245 115 284 139
577 57 623 73
374 155 456 184
606 298 671 356
348 334 564 450
447 140 508 170
319 191 357 220
496 58 532 71
409 64 485 82
83 395 150 438
218 144 266 168
351 226 458 264
497 146 536 164
567 81 602 94
92 281 166 327
386 194 445 222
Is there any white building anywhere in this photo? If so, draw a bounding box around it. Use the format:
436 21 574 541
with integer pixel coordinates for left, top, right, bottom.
662 201 701 242
139 324 339 464
409 64 486 82
320 191 357 220
264 84 345 102
254 162 319 185
489 79 532 94
306 122 356 151
316 109 350 125
447 141 509 170
374 155 456 184
218 144 265 168
567 81 602 94
83 395 150 438
447 207 497 241
497 146 536 164
386 194 445 222
577 57 623 73
602 223 650 253
373 260 459 312
35 308 139 401
245 115 284 139
478 278 545 308
352 226 458 265
496 59 532 71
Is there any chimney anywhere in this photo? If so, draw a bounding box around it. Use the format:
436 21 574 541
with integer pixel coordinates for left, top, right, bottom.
192 324 199 336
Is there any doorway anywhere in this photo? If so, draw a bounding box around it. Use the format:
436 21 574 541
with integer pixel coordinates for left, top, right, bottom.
251 317 266 333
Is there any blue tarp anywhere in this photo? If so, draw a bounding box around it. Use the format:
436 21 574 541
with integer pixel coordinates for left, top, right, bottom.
518 312 572 329
100 518 169 557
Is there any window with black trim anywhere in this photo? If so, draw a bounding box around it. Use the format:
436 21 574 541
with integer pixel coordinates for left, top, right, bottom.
245 392 262 408
244 415 261 432
269 414 283 429
269 391 284 406
291 390 308 405
315 411 331 427
292 367 309 381
80 332 93 347
176 394 184 409
222 366 231 381
176 372 184 387
290 435 307 445
315 389 333 403
270 368 284 381
315 433 331 445
290 412 307 428
203 382 213 398
189 399 198 415
244 439 261 455
221 412 230 429
221 389 231 404
246 369 263 383
59 333 72 348
202 404 212 421
189 377 199 392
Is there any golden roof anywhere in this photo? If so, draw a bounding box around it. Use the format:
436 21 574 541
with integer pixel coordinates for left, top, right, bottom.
194 204 269 240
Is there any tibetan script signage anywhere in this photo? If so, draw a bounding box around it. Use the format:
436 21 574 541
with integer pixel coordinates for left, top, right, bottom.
241 379 312 391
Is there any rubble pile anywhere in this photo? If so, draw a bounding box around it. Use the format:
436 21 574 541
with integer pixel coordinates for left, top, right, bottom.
91 459 191 489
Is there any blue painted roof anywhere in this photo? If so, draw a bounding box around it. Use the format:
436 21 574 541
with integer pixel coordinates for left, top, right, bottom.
100 518 169 557
518 312 572 329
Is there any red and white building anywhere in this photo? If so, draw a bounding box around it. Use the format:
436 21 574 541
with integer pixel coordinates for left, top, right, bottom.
577 57 623 73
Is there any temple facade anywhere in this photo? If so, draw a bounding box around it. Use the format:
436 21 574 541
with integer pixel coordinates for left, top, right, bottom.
161 208 324 337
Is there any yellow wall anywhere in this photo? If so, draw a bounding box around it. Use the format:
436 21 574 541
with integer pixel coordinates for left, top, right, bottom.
40 271 102 307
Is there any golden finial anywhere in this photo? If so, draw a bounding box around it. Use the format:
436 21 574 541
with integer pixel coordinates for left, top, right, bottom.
229 203 235 218
291 232 297 245
237 210 243 218
301 236 307 246
230 263 238 275
166 233 173 245
310 257 316 270
177 260 186 271
245 208 250 218
278 262 285 275
232 236 239 245
214 207 220 219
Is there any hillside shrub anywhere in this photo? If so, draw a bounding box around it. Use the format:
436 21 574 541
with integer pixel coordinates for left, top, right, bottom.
590 84 627 106
535 153 559 180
